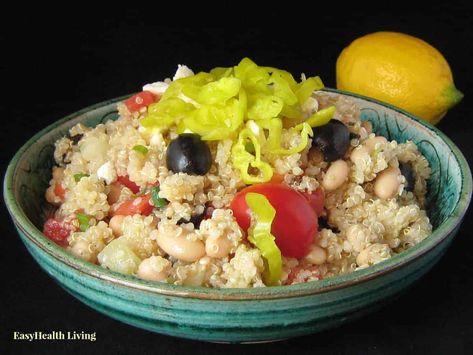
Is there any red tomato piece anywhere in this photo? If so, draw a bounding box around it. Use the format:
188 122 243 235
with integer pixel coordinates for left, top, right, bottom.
117 175 140 194
204 203 215 219
43 218 76 247
230 183 318 259
54 182 67 200
112 194 153 216
301 187 325 216
124 91 156 113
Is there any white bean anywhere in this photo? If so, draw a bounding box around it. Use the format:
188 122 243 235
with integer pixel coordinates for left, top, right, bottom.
205 236 233 258
305 245 327 265
374 167 401 199
137 256 171 281
364 136 387 152
109 215 125 237
322 160 349 191
156 232 205 262
350 145 370 164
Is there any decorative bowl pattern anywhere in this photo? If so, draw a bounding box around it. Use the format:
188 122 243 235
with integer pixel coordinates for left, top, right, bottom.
4 89 471 343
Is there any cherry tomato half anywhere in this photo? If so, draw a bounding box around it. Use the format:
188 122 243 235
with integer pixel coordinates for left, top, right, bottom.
302 187 325 216
230 183 318 259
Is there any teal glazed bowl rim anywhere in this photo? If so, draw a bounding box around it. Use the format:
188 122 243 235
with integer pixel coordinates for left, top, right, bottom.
4 88 472 301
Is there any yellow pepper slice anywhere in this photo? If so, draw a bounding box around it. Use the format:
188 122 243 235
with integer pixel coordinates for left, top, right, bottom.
245 192 282 286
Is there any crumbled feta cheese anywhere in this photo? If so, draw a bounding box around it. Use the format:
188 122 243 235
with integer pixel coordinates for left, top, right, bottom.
142 81 170 96
173 65 194 81
97 161 117 185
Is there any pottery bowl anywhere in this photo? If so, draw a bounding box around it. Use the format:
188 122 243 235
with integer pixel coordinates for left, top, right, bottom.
4 89 471 343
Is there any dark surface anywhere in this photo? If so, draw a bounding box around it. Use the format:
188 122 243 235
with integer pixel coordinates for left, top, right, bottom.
1 6 473 355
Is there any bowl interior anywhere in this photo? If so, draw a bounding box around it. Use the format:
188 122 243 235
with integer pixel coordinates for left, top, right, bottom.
5 90 471 297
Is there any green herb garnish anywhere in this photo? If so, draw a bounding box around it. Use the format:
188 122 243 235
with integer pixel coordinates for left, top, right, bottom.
76 213 91 232
150 186 167 208
132 145 149 154
74 173 89 182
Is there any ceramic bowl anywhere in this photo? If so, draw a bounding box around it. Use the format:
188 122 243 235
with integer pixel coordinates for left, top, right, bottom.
4 89 471 343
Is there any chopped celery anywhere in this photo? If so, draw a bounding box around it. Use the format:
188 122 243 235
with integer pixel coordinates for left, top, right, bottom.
97 238 141 275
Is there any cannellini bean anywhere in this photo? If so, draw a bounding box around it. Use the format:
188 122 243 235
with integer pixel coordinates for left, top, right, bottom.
109 215 125 237
107 183 122 205
322 160 349 191
364 136 387 152
374 167 401 199
137 256 171 281
156 232 205 262
350 145 370 164
205 236 233 258
305 245 327 265
70 240 96 263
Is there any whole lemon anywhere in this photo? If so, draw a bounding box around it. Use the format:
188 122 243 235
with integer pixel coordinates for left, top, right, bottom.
336 31 463 124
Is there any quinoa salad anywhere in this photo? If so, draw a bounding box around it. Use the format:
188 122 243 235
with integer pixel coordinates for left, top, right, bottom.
43 58 432 288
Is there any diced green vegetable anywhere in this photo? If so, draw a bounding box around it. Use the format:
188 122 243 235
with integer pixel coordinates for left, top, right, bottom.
73 173 89 182
132 144 149 154
76 213 91 232
245 192 282 286
150 186 167 208
97 238 141 275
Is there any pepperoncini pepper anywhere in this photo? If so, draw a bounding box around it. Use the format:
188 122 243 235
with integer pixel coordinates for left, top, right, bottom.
245 192 282 286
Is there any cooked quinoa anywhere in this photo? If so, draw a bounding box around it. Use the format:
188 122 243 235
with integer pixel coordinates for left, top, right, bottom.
43 59 432 288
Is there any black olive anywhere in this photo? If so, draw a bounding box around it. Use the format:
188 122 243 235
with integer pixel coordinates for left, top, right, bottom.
318 216 340 233
349 132 360 140
400 161 415 192
312 120 350 162
177 213 205 228
69 134 83 145
166 134 212 175
318 216 330 230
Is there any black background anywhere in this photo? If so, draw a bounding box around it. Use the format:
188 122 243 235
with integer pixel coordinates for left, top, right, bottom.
1 4 473 354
